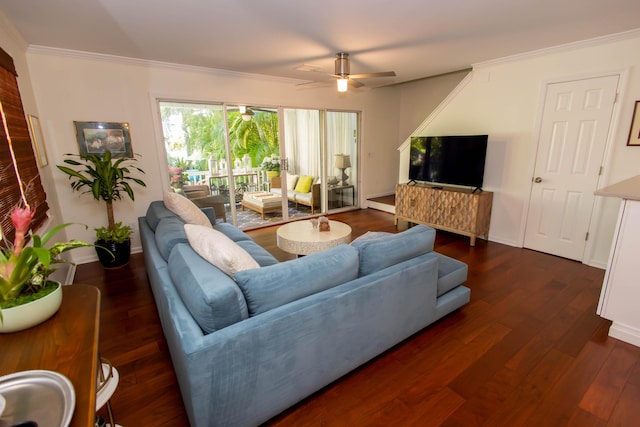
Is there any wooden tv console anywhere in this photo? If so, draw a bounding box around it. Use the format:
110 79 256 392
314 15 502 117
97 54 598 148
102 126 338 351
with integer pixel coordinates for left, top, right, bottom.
395 183 493 246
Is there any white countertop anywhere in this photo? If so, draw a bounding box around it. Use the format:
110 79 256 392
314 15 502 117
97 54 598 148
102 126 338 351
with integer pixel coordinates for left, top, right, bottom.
595 175 640 201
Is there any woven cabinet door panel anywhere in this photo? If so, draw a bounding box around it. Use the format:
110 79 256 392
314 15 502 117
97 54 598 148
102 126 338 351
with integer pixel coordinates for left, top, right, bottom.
396 184 431 223
433 191 477 232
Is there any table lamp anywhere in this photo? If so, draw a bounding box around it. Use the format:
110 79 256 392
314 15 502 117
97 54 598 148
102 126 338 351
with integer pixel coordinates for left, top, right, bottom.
335 154 351 186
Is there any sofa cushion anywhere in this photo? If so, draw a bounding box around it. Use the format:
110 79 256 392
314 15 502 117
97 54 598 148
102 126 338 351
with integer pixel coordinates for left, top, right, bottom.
168 243 249 333
234 244 359 316
434 253 468 296
351 231 392 243
154 216 188 261
163 191 213 228
294 175 314 193
145 200 177 231
286 174 299 191
350 225 436 276
185 224 259 276
294 191 313 204
235 240 279 267
214 222 252 242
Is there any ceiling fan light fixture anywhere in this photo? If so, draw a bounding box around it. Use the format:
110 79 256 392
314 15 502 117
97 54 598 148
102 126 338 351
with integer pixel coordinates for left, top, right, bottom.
337 78 349 92
241 107 254 121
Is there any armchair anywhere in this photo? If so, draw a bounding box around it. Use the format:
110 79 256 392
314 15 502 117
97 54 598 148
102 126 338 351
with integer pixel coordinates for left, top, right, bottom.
180 184 227 222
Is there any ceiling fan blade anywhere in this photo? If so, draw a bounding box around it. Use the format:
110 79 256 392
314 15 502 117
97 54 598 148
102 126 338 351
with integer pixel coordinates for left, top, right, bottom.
349 71 396 79
348 79 364 88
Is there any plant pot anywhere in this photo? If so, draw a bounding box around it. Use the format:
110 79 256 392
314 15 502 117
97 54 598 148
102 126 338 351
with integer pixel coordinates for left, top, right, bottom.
95 238 131 269
266 170 280 179
0 282 62 333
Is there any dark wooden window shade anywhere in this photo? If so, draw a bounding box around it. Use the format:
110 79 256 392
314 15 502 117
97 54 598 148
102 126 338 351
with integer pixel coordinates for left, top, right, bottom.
0 46 49 242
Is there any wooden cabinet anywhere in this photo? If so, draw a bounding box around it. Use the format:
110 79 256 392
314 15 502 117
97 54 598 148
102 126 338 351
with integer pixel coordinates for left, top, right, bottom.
395 183 493 245
594 175 640 348
0 284 100 427
597 199 640 347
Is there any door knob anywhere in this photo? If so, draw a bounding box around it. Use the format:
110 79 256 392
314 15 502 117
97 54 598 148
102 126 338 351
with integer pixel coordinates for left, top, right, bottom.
534 177 542 183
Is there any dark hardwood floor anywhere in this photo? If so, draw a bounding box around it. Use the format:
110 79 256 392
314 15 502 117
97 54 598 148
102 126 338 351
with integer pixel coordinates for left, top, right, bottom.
74 208 640 426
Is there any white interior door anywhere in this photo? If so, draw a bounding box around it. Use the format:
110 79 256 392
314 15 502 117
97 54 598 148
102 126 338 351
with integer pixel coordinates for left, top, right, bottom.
524 75 618 261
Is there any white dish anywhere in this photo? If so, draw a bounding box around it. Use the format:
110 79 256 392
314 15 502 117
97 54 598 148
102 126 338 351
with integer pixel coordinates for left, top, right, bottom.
0 370 75 427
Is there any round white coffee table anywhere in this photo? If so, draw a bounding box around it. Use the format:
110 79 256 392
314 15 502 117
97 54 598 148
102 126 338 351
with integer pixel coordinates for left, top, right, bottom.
277 220 352 256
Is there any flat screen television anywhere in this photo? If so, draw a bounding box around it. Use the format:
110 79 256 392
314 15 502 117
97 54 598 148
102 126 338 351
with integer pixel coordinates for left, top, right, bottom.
409 135 488 190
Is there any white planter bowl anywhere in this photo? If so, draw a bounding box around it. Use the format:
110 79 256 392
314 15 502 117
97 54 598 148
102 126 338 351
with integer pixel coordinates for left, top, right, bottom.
0 283 62 333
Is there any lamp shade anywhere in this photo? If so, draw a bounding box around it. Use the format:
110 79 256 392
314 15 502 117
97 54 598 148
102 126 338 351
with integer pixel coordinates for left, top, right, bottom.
335 154 351 168
337 78 348 92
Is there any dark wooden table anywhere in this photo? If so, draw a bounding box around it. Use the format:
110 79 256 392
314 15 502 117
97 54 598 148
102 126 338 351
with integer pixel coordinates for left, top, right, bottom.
0 284 101 427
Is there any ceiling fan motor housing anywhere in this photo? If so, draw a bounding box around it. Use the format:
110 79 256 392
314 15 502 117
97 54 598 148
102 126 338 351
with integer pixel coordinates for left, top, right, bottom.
335 52 350 77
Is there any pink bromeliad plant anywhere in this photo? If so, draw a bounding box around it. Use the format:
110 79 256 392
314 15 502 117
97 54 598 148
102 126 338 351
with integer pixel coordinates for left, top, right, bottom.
0 99 91 316
0 204 91 312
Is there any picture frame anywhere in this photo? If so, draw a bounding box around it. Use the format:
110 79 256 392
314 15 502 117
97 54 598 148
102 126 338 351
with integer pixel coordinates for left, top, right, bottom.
73 121 133 158
627 101 640 146
28 114 48 167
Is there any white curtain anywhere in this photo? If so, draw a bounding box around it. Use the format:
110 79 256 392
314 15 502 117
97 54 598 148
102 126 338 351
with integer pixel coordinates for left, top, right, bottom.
283 109 321 177
283 109 357 186
326 112 357 182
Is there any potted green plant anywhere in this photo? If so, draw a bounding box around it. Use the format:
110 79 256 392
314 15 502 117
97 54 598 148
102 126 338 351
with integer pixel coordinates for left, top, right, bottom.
0 205 92 332
57 150 146 269
261 156 281 179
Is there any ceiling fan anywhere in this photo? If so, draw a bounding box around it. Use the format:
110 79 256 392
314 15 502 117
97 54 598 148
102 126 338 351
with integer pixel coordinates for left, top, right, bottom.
332 52 396 92
239 106 254 121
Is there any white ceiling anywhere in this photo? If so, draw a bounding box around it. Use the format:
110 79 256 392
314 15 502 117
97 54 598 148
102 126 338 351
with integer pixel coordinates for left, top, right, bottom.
2 0 640 88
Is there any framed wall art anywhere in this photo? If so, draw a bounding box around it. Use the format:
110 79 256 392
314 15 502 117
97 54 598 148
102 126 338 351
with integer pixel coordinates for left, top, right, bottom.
74 121 133 158
627 101 640 146
28 114 48 167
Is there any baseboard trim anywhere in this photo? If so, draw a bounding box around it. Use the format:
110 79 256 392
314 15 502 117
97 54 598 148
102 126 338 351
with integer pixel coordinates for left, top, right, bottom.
609 322 640 348
366 200 395 214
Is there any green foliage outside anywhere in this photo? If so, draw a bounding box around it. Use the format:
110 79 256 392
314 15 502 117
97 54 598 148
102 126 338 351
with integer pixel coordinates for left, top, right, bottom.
161 105 280 172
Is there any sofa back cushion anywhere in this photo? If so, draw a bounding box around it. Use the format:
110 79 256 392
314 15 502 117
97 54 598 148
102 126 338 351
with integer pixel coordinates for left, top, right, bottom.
169 243 249 333
234 244 359 316
235 240 279 267
350 225 436 276
146 200 177 231
213 222 252 242
286 174 299 191
155 216 189 261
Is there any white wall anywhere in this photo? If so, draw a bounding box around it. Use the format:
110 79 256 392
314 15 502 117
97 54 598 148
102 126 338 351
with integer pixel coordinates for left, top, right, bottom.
24 48 401 263
397 70 470 143
398 30 640 267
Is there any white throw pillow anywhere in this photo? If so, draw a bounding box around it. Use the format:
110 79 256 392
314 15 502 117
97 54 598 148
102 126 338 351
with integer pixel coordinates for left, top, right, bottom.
184 224 259 276
286 174 299 191
164 191 212 228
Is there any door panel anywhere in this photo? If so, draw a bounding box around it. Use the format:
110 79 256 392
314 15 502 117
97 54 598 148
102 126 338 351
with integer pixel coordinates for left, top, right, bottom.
524 75 618 260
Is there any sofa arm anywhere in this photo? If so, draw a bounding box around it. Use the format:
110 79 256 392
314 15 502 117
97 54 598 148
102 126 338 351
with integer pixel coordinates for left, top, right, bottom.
311 183 321 207
270 176 282 189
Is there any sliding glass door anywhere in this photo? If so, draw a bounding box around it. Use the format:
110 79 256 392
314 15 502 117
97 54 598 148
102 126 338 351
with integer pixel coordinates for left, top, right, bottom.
326 111 358 211
159 101 359 229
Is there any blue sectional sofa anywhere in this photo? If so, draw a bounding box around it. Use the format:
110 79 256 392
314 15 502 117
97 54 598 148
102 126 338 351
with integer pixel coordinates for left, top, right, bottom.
139 200 470 427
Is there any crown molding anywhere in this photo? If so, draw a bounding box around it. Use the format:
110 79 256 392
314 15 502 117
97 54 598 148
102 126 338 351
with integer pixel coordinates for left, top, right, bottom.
25 45 305 85
473 28 640 70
